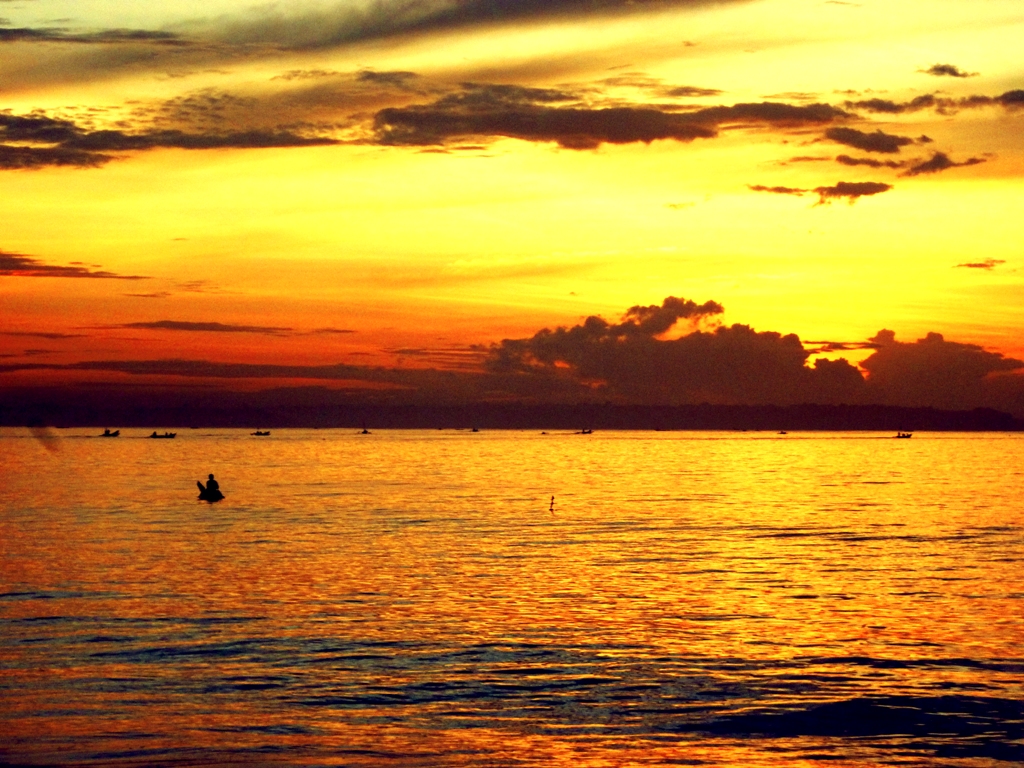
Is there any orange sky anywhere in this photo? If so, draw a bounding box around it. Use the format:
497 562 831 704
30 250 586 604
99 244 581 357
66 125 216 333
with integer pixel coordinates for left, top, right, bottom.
2 0 1023 414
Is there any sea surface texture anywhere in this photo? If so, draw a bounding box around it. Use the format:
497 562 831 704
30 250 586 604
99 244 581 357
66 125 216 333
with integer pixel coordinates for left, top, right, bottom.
2 429 1023 766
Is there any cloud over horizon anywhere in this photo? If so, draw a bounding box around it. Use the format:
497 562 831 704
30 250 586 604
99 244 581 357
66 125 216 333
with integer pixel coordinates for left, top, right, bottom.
4 297 1023 415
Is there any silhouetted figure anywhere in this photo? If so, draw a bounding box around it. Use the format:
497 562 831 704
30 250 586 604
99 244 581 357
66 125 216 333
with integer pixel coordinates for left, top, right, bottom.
197 473 224 502
550 495 555 513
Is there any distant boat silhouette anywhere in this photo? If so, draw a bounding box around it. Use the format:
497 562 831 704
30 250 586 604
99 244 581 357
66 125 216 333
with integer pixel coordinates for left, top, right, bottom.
150 431 177 439
251 430 271 436
778 430 787 435
895 432 913 439
100 429 119 437
359 427 371 434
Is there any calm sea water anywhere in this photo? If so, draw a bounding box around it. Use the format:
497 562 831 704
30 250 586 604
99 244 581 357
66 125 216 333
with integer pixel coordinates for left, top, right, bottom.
1 428 1022 766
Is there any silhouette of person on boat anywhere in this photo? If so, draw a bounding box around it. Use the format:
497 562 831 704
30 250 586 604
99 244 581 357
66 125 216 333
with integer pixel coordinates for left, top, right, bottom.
197 473 224 502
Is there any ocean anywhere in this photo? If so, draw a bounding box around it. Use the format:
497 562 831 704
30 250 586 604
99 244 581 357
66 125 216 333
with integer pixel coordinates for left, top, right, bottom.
2 428 1022 766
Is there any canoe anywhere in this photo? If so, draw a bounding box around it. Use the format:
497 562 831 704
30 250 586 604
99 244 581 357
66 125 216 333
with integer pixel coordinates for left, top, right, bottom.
197 481 224 502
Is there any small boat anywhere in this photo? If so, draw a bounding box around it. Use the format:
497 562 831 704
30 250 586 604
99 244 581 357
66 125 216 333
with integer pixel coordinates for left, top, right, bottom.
251 430 271 436
895 432 913 439
197 480 224 502
150 431 177 439
99 429 120 437
778 431 787 435
359 428 371 434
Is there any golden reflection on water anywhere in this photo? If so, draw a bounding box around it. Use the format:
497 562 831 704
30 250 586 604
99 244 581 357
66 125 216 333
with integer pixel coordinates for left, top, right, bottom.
1 429 1023 765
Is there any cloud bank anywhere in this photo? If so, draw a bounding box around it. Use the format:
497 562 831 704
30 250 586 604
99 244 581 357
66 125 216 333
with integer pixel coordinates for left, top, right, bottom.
0 111 337 170
5 297 1023 415
373 85 847 149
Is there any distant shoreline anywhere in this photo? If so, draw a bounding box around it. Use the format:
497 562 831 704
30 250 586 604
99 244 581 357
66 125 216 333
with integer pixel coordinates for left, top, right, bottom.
6 395 1021 431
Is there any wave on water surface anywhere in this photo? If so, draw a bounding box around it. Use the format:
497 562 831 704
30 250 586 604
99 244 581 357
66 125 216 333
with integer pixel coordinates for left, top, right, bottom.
2 430 1023 765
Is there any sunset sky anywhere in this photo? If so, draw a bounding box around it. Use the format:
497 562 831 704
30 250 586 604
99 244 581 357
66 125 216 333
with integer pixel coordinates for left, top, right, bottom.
2 0 1023 415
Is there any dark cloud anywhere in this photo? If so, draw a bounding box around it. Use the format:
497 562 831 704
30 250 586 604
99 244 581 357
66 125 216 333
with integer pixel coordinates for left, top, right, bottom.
922 63 977 78
999 90 1024 108
115 320 293 335
901 151 985 177
748 184 807 195
824 126 914 153
0 330 86 339
0 110 338 170
0 143 113 169
310 327 357 335
125 291 173 299
664 86 723 98
5 299 1024 415
201 0 753 50
0 25 185 45
804 340 882 352
844 95 937 114
483 306 1024 412
485 297 864 405
846 90 1024 114
271 69 344 81
0 251 148 279
749 181 893 203
955 259 1005 270
373 84 847 148
356 69 420 88
835 154 905 168
861 330 1023 411
812 181 892 204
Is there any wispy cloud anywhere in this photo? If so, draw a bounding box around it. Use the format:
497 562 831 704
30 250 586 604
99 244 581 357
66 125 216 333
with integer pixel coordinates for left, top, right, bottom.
0 111 338 170
194 0 754 51
0 26 186 45
0 330 86 339
901 151 985 177
748 184 807 195
0 250 148 279
823 127 914 153
921 63 977 78
846 89 1024 114
309 327 357 335
835 154 905 168
114 320 293 335
813 181 892 204
748 181 893 204
955 259 1005 270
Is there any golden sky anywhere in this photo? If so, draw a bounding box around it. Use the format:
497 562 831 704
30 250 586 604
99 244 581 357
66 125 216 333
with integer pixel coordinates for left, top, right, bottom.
2 0 1023 413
